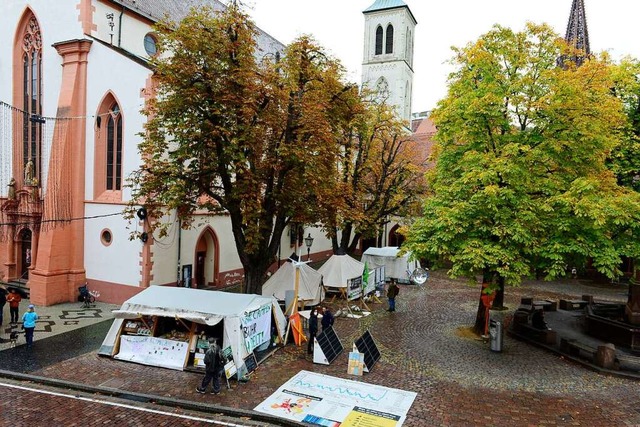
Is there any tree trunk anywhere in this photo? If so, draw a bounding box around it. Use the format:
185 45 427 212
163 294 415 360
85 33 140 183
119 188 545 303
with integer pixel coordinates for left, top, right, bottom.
493 275 505 309
243 261 269 295
473 270 493 334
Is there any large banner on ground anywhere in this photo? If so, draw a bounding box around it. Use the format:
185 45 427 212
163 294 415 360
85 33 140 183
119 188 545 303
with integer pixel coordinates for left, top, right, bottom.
254 370 416 426
241 303 272 353
115 335 189 370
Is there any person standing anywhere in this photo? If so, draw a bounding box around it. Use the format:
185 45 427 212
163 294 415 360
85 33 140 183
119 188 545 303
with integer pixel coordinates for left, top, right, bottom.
7 289 22 324
22 304 38 348
387 280 400 312
321 307 334 331
307 307 318 355
196 337 223 394
0 288 6 326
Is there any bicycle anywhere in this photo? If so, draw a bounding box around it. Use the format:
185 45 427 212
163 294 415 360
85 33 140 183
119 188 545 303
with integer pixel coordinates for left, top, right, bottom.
78 284 100 308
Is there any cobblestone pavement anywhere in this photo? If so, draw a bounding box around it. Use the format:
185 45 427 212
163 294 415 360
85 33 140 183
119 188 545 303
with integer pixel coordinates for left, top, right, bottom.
23 273 640 426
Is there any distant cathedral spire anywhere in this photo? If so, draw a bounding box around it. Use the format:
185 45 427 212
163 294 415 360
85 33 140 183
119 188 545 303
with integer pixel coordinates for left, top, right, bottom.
562 0 590 66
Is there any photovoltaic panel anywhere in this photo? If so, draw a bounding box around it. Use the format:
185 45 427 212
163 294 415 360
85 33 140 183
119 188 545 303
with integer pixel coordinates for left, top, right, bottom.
315 326 343 364
354 330 380 371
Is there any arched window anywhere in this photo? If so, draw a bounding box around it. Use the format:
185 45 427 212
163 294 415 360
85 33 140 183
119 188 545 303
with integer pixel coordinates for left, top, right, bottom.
94 93 124 199
106 103 122 190
405 28 411 61
385 24 394 54
375 26 383 55
20 15 43 184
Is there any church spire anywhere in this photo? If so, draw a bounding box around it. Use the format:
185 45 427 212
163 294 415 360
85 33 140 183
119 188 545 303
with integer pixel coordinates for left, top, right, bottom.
563 0 590 66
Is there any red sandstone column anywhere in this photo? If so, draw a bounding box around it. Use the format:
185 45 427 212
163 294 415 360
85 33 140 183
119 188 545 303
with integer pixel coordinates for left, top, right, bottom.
29 39 92 306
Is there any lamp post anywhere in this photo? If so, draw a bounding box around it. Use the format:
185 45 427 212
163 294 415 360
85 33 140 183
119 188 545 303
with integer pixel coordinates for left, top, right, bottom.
304 233 314 261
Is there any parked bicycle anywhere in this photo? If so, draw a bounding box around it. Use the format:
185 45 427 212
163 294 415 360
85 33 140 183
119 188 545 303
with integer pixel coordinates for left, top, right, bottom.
78 284 100 308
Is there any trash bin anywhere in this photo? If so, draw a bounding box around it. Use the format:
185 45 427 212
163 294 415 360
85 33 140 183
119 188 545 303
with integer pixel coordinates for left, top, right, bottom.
489 319 503 352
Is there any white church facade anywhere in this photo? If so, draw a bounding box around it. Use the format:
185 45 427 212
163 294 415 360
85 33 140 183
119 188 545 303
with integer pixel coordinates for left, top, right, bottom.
0 0 419 306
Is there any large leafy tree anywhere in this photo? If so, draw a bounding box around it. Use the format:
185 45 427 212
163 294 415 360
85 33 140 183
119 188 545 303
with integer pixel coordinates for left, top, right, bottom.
131 4 356 294
324 101 428 254
404 23 640 333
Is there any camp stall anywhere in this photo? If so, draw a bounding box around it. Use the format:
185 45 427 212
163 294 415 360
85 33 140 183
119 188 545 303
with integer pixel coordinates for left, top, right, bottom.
317 254 365 299
99 287 286 377
262 260 324 311
361 246 420 284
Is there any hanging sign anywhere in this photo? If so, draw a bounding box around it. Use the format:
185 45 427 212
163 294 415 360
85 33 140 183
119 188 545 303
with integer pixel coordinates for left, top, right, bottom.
241 304 272 353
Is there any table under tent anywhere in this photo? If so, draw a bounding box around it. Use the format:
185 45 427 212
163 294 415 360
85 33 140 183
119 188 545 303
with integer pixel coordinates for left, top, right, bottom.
99 286 286 379
317 254 367 303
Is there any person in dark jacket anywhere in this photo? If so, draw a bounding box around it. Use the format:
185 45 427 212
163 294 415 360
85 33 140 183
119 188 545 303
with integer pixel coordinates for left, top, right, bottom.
321 307 334 331
196 337 223 394
387 280 400 312
307 307 318 354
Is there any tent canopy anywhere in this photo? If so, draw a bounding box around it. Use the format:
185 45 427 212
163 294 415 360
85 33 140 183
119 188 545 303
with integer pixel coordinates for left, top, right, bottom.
361 246 420 282
104 286 287 373
262 260 324 305
317 254 364 288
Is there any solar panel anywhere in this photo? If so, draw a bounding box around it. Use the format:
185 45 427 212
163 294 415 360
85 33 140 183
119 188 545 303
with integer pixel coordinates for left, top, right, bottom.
354 330 381 372
315 326 343 364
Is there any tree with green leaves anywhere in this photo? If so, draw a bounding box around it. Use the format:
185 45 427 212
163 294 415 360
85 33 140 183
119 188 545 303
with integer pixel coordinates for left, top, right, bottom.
404 23 640 333
323 100 428 254
131 4 358 294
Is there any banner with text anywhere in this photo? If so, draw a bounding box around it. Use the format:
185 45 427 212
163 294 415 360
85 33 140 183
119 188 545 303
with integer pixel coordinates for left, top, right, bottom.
241 303 272 353
115 335 189 370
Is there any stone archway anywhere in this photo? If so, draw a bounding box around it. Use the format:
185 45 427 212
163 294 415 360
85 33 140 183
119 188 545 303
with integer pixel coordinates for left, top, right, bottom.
17 228 32 281
193 227 220 288
389 224 405 248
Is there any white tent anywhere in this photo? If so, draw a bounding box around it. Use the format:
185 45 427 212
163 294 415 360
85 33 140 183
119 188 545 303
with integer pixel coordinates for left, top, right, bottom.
262 260 324 306
99 286 286 374
317 254 365 288
361 247 420 284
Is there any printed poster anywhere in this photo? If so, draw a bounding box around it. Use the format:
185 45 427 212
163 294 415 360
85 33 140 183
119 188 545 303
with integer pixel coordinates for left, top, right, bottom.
115 335 189 370
241 303 272 353
255 370 416 427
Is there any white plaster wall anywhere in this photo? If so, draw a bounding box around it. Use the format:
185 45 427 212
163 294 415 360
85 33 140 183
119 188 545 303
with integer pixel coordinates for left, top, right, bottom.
84 203 143 285
84 41 150 202
0 0 84 195
149 213 180 285
93 2 155 60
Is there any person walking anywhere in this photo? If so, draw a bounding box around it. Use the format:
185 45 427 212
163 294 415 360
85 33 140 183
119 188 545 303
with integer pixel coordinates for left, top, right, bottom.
387 280 400 312
196 337 223 395
22 304 38 348
321 307 334 331
307 307 318 355
7 288 21 324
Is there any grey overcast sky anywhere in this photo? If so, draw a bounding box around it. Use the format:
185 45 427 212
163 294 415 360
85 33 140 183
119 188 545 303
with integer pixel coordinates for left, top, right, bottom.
247 0 640 113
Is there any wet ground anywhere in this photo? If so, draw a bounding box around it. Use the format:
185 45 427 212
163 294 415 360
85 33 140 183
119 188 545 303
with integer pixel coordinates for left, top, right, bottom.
1 272 639 426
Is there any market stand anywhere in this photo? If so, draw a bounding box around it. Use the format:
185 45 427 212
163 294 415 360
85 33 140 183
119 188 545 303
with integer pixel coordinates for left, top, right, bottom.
99 286 286 378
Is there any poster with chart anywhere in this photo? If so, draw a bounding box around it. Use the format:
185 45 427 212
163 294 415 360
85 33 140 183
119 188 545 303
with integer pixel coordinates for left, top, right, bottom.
254 370 416 427
115 335 189 370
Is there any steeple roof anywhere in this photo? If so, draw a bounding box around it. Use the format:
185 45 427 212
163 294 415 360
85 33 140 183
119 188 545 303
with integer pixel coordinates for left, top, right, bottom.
364 0 416 24
564 0 590 64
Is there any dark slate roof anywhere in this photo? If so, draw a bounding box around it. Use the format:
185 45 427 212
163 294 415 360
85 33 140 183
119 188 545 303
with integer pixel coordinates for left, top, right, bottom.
109 0 284 53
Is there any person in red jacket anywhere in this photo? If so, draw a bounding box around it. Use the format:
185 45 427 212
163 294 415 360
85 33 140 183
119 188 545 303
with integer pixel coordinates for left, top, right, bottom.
7 288 21 324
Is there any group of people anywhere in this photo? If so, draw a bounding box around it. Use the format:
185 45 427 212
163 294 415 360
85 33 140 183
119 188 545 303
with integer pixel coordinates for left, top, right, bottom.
0 287 39 348
307 306 334 355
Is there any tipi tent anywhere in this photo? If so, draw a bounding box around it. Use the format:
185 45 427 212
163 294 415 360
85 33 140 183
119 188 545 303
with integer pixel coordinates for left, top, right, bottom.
262 260 324 306
317 254 365 289
100 286 286 375
361 247 420 284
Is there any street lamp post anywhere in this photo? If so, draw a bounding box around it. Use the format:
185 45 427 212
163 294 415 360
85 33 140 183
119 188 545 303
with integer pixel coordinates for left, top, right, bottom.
304 233 314 261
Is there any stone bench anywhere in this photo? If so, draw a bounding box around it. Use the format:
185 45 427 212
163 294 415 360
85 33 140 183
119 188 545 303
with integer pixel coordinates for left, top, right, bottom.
513 322 558 345
616 354 640 372
560 338 597 362
521 297 557 311
559 299 588 311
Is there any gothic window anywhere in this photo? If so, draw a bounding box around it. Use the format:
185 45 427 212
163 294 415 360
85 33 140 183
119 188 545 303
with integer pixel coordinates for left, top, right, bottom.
405 28 411 62
375 26 383 55
385 24 394 54
94 93 124 199
106 103 122 190
21 16 43 184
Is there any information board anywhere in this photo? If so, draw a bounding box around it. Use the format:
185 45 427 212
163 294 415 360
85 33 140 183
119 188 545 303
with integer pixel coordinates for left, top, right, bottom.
348 276 363 301
221 345 237 379
115 335 189 370
243 352 258 375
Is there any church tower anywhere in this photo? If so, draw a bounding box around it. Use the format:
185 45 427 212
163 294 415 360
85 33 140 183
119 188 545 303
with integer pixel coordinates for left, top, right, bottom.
562 0 590 66
362 0 416 124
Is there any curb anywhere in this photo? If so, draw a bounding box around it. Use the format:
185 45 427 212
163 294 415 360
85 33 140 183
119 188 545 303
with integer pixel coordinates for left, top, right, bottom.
0 369 302 426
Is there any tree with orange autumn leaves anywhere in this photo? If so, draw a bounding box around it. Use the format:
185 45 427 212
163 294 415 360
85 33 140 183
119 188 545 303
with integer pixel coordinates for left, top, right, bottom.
129 3 426 294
